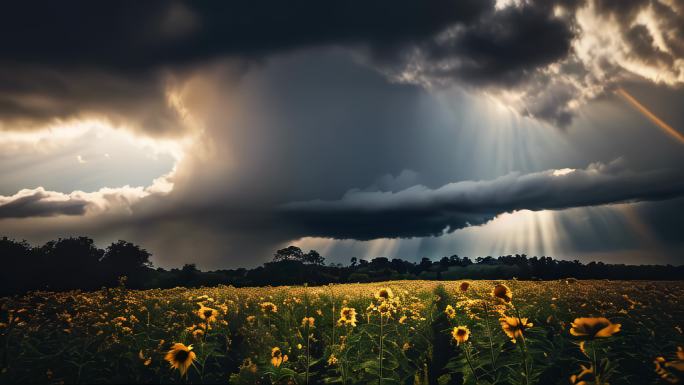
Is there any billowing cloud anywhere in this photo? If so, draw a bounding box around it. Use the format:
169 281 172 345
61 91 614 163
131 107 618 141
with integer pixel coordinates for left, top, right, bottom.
281 159 684 239
377 0 684 126
0 174 173 219
0 188 87 218
2 0 682 132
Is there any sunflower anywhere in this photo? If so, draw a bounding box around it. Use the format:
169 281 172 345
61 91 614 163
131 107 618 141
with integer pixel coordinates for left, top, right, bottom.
375 288 394 302
197 306 218 323
164 343 196 377
569 364 593 385
444 305 456 319
138 349 152 366
377 301 394 316
654 356 677 383
260 302 278 314
491 284 512 303
499 316 533 343
337 307 357 327
570 317 621 339
301 316 315 328
451 326 470 345
240 358 258 374
459 282 470 292
271 347 288 367
660 346 684 372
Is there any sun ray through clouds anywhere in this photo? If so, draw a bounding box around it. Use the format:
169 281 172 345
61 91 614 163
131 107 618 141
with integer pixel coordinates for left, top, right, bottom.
616 88 684 145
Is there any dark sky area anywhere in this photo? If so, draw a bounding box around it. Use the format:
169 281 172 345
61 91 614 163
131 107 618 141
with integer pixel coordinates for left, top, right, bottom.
1 0 683 268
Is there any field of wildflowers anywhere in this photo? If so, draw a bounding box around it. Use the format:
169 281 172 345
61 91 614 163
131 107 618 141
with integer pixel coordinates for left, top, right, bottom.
1 279 683 384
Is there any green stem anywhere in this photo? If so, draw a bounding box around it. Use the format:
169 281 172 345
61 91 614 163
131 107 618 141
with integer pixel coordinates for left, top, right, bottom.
513 306 530 385
379 314 384 385
305 322 310 385
592 342 600 384
483 302 497 371
463 344 480 384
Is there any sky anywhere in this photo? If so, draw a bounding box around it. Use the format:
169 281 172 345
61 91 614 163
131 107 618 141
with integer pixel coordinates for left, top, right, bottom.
1 0 683 269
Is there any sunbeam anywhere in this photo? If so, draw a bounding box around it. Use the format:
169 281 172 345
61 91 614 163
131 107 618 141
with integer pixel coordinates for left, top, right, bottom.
616 88 684 145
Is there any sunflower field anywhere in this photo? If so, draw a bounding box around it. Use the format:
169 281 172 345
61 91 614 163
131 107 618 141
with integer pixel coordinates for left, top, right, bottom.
1 279 683 384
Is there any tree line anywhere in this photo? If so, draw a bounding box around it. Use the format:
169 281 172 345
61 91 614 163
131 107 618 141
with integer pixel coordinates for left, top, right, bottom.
1 236 682 295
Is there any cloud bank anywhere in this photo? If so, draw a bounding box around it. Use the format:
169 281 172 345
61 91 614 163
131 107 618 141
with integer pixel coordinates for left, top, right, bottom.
0 175 173 219
282 159 684 239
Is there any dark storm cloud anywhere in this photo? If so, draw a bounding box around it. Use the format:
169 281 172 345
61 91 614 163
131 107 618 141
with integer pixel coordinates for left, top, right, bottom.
0 0 492 71
0 67 188 135
1 0 683 132
0 0 618 132
416 3 575 86
0 0 500 133
281 159 684 239
0 189 87 218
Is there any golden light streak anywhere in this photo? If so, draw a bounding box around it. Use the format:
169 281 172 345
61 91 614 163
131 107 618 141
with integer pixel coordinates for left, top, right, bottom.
616 88 684 145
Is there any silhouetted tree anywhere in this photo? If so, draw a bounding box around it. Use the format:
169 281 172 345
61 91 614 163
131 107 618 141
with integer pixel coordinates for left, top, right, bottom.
39 237 104 290
273 246 304 262
1 236 683 294
100 240 152 286
304 250 325 265
0 237 33 294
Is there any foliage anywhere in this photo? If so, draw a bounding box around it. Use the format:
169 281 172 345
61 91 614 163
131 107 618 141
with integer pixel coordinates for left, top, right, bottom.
2 237 684 296
1 280 683 384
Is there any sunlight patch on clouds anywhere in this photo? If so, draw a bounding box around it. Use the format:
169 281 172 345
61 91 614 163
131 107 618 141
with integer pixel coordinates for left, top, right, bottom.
0 119 190 160
575 2 684 86
552 168 575 176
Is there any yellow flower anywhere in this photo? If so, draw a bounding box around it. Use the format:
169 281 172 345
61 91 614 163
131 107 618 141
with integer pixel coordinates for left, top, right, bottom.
459 282 470 292
337 307 357 327
444 305 456 319
260 302 278 314
271 347 288 367
301 316 315 328
164 343 196 377
570 317 621 339
451 326 470 345
662 346 684 371
139 349 152 366
569 364 593 385
192 329 204 339
246 315 256 324
375 288 394 302
399 315 407 324
499 316 533 343
327 354 338 366
197 306 218 323
492 284 512 303
241 358 258 374
377 301 394 316
579 340 587 355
